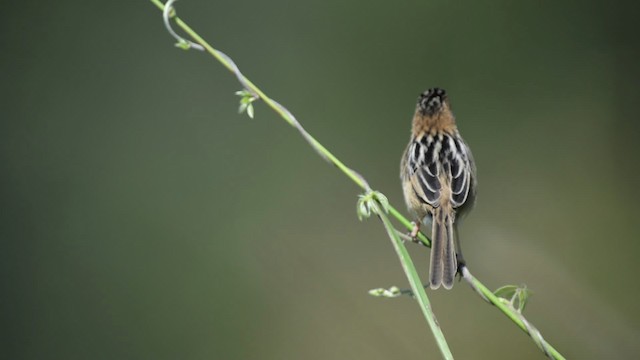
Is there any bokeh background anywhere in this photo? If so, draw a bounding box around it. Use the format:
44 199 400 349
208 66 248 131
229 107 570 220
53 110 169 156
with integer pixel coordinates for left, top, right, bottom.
2 1 639 359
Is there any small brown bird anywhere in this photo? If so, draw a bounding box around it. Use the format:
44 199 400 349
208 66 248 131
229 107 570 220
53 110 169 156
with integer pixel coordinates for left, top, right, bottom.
400 88 477 289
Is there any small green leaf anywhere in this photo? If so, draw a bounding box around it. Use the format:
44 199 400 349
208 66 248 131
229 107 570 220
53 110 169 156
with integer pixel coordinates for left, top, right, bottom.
516 286 532 313
174 40 191 50
247 104 254 119
235 89 259 118
356 191 391 221
373 191 390 213
494 285 518 299
494 284 532 313
356 195 371 220
368 286 401 298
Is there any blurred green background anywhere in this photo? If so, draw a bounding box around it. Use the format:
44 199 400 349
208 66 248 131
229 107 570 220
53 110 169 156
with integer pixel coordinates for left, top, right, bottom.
2 1 639 359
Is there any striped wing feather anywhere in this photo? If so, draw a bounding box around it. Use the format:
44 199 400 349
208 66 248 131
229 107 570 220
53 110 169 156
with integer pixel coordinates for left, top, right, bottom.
406 134 471 210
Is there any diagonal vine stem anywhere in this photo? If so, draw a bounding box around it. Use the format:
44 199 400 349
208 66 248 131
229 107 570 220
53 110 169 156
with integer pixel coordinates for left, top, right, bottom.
149 2 566 359
370 196 453 359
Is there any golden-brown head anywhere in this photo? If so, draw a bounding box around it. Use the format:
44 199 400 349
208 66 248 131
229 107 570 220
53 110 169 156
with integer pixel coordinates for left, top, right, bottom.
412 88 457 137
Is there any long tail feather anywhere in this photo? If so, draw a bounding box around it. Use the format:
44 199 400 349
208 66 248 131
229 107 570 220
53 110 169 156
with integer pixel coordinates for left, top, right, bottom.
442 212 457 289
430 208 457 289
429 209 445 289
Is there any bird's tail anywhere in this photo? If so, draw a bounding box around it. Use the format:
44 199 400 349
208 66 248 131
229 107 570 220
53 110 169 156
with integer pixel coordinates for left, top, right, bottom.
430 207 457 289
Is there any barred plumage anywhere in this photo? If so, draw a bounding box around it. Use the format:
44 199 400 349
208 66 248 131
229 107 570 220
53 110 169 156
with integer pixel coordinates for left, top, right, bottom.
401 88 476 289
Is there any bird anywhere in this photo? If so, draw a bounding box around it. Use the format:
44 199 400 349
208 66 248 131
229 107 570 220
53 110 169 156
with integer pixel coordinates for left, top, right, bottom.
400 88 477 289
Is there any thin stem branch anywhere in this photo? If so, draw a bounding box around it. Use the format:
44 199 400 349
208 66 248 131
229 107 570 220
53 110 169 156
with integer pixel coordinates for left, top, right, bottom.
461 268 565 359
149 2 567 359
371 200 453 359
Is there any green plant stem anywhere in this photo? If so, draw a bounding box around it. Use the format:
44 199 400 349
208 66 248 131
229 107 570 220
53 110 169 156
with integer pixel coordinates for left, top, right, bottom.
462 269 565 360
150 2 566 359
372 201 453 359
